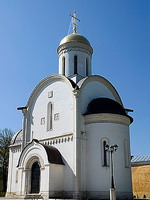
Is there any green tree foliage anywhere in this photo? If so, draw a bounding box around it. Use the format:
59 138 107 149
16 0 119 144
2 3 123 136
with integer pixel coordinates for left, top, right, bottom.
0 128 14 192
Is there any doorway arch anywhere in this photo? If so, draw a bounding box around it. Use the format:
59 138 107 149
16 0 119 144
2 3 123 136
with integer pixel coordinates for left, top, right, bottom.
30 161 40 193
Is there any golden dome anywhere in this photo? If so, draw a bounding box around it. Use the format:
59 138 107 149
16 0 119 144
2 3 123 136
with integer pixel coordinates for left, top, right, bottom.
59 33 91 46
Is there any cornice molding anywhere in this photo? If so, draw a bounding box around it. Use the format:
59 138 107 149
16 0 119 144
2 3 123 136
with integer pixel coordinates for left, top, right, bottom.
84 113 131 126
10 133 74 153
58 47 92 56
57 42 93 55
40 133 73 145
11 146 21 153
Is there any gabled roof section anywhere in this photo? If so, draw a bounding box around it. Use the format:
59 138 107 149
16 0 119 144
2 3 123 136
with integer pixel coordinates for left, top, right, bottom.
26 75 77 108
77 75 123 106
17 139 64 167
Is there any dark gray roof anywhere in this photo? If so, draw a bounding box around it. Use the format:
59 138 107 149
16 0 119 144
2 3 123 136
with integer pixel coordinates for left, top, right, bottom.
131 156 150 165
41 144 64 165
84 98 133 122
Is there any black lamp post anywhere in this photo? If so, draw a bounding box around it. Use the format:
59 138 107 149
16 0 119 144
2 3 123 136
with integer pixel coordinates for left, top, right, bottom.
105 144 118 200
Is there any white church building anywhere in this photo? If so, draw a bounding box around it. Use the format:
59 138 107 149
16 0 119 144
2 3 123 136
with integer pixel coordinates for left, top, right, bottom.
6 14 133 200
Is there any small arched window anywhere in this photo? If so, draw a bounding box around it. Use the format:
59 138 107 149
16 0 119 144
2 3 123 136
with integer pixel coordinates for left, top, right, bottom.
86 57 89 76
74 55 77 74
47 102 53 131
103 141 107 166
62 56 65 75
101 138 109 167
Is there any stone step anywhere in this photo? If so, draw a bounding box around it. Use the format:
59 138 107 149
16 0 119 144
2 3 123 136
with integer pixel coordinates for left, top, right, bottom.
25 194 43 199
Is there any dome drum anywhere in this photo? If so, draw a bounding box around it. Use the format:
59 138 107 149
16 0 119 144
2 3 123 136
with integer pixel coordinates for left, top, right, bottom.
57 34 93 82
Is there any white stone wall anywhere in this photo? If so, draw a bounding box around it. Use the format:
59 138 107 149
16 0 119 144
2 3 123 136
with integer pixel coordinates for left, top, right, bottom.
28 80 74 141
78 78 132 199
24 78 75 195
52 140 74 191
85 122 132 194
6 147 21 196
49 164 64 191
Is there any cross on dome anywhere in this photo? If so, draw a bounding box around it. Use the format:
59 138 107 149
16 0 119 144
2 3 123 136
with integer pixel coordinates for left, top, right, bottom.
69 11 80 34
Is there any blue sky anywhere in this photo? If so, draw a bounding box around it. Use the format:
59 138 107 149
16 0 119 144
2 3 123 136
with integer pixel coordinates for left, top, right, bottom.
0 0 149 156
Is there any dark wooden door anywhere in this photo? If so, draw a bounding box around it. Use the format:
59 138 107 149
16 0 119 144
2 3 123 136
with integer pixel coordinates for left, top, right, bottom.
30 162 40 193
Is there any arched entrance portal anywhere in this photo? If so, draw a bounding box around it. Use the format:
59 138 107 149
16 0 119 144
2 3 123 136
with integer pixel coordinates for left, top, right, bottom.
30 162 40 193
